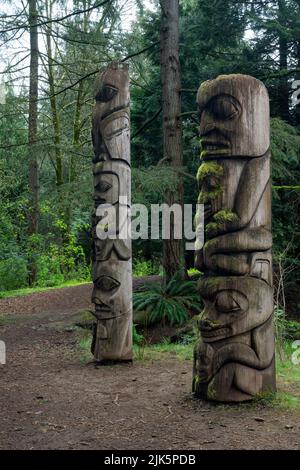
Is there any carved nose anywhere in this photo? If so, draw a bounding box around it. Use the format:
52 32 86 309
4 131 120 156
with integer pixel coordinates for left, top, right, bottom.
200 123 216 136
199 319 211 329
93 298 111 312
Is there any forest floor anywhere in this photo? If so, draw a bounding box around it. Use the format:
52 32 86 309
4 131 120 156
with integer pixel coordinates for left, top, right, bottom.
0 285 300 450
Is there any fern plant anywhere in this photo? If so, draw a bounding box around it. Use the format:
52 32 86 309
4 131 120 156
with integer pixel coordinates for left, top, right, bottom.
133 272 202 326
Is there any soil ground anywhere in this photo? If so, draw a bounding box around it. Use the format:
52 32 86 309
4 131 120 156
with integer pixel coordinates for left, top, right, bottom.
0 284 300 450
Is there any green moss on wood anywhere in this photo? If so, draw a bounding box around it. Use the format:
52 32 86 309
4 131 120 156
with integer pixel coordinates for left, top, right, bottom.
213 210 238 223
197 162 223 183
193 375 200 388
207 382 217 399
205 222 219 235
205 210 238 235
198 186 222 204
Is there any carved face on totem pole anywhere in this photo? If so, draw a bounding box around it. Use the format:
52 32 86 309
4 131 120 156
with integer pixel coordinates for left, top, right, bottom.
197 74 270 158
197 276 273 342
92 261 132 321
92 64 130 165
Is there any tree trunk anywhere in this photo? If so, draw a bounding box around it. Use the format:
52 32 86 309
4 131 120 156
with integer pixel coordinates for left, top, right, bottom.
70 80 84 184
28 0 39 286
45 0 63 187
295 39 300 126
160 0 184 282
278 0 290 121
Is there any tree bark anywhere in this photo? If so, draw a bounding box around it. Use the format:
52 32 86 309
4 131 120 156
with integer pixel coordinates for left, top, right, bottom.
278 0 290 121
160 0 184 281
45 4 63 188
28 0 39 286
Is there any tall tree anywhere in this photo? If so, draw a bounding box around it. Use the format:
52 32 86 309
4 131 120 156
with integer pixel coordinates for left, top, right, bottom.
28 0 39 285
278 0 290 120
160 0 184 280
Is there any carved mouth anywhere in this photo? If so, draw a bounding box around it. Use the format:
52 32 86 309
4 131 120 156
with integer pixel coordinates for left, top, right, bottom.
200 326 229 339
94 197 107 205
201 140 230 152
94 301 111 313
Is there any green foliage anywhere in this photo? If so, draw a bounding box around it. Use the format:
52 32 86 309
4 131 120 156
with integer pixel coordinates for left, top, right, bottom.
0 0 300 304
132 166 179 205
274 306 286 357
253 390 300 410
133 338 194 362
271 118 300 182
275 312 300 342
133 259 159 277
133 272 202 326
0 280 89 300
132 324 145 346
0 256 28 291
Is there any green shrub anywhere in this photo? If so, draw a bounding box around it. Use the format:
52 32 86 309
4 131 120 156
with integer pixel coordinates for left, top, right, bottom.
35 252 65 287
132 324 145 345
133 259 159 277
133 271 202 326
0 256 28 291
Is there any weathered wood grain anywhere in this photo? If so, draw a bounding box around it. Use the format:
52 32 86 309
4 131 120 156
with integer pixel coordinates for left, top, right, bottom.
193 74 275 401
91 62 132 363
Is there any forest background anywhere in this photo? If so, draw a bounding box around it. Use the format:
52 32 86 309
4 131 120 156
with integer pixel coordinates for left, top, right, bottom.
0 0 299 319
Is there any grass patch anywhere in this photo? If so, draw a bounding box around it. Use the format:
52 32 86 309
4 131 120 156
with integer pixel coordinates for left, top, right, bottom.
276 340 300 383
0 280 91 299
253 390 300 409
76 330 94 363
77 329 193 364
0 314 18 326
134 338 193 362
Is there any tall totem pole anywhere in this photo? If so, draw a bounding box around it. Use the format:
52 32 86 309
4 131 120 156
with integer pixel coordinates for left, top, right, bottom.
193 74 275 401
91 62 132 363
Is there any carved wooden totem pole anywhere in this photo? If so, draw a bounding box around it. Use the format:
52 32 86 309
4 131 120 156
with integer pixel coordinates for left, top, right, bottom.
91 62 132 363
193 74 275 401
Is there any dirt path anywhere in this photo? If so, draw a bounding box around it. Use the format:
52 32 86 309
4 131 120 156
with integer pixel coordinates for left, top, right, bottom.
1 304 300 450
0 276 161 316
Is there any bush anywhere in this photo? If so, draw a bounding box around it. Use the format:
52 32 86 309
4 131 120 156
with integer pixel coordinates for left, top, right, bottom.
35 250 65 287
133 259 159 277
0 256 28 291
132 324 145 345
133 271 202 326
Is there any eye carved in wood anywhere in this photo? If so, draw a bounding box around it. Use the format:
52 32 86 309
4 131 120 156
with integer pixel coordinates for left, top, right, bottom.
95 84 118 102
207 94 241 121
95 275 120 293
95 180 112 193
214 290 248 314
